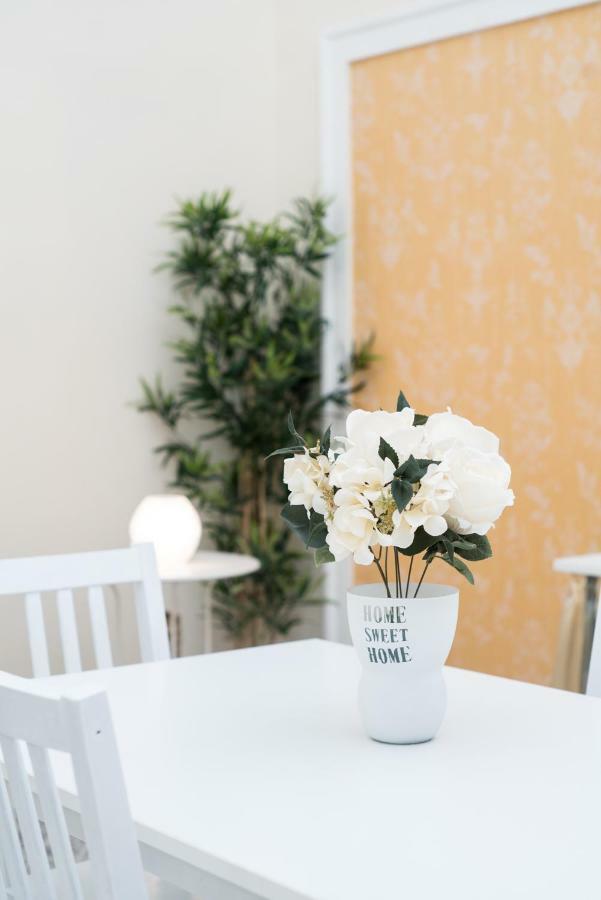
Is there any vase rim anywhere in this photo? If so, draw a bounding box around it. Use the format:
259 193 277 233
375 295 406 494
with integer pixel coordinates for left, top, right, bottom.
348 582 459 600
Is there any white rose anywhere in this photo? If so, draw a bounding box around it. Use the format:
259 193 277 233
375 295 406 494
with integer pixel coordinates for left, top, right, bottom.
326 488 376 565
345 407 424 462
424 410 499 456
283 452 329 513
444 445 514 535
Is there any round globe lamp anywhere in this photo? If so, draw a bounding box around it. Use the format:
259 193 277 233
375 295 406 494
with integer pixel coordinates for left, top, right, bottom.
129 494 202 570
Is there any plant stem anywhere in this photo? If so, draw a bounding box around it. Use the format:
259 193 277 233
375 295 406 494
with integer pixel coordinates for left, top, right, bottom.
405 555 414 598
413 559 432 598
374 549 391 598
384 547 389 588
394 548 401 599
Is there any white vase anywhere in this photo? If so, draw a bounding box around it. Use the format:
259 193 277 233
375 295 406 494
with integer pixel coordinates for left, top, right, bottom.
347 582 459 744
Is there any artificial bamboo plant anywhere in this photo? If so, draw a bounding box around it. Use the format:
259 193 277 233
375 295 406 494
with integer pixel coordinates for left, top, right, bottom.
139 191 373 646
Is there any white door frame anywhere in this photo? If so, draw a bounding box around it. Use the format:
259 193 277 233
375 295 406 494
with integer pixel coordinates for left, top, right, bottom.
319 0 597 641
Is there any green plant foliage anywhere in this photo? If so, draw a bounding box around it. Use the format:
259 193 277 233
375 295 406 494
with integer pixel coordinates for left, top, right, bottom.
378 437 399 469
394 455 436 482
139 191 373 645
396 390 410 411
417 529 491 586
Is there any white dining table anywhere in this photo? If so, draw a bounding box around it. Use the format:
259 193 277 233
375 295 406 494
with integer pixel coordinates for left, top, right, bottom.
41 640 601 899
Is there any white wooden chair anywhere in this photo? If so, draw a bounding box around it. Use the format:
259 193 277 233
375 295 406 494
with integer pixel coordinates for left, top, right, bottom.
0 548 190 899
585 586 601 697
0 544 170 677
0 672 148 899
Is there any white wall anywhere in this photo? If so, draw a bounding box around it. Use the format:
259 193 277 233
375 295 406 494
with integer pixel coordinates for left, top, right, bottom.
0 0 404 673
274 0 407 205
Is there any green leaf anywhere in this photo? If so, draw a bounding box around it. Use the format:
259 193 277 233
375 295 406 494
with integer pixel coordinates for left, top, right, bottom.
399 526 443 557
441 554 475 585
315 545 335 565
452 532 492 561
281 503 310 529
281 505 328 550
453 538 476 550
413 413 428 426
287 411 306 447
391 479 413 513
443 538 455 563
265 444 305 460
321 425 331 455
451 538 477 552
396 390 410 411
394 455 436 483
378 437 399 469
306 517 328 549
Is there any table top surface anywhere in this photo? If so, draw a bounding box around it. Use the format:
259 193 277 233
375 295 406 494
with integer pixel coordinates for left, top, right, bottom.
43 640 601 900
158 550 260 583
553 552 601 577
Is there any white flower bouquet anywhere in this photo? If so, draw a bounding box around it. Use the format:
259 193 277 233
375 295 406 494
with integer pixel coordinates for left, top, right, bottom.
268 390 514 599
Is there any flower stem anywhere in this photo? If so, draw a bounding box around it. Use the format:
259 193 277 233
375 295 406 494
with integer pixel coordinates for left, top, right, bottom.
405 555 414 598
413 559 432 598
374 550 391 598
394 548 401 599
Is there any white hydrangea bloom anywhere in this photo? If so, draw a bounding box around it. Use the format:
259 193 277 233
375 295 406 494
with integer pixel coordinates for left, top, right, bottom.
376 504 416 549
283 451 330 514
326 488 376 565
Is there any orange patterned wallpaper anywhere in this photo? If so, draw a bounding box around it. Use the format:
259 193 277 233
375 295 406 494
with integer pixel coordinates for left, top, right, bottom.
351 4 601 684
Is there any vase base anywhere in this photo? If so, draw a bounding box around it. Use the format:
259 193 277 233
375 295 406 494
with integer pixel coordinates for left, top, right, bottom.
358 670 447 746
369 734 435 746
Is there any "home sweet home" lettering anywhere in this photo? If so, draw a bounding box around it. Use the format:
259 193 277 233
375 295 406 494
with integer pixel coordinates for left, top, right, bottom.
363 604 411 664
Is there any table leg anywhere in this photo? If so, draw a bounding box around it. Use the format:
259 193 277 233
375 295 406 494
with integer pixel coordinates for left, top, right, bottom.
166 583 183 658
581 575 600 692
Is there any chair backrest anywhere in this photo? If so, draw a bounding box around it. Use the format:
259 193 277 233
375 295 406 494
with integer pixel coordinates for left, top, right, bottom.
0 673 148 900
586 586 601 697
0 544 169 677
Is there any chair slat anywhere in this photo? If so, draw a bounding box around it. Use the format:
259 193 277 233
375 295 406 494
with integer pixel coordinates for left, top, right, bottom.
0 738 57 900
87 586 113 670
0 772 31 900
56 590 82 674
0 677 149 900
24 593 50 678
28 744 84 900
2 545 169 680
134 545 170 663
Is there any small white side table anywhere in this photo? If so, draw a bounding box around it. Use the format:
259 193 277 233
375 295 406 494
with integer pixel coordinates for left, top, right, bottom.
553 553 601 691
159 552 260 656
